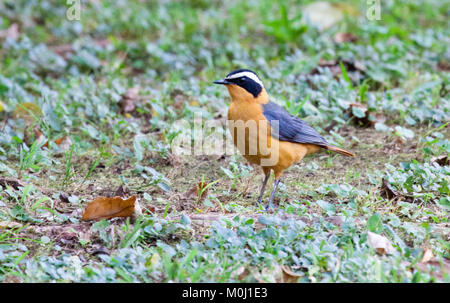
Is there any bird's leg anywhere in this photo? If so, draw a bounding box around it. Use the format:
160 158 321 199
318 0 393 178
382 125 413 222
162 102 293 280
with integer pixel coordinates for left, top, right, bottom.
266 178 281 210
257 171 271 204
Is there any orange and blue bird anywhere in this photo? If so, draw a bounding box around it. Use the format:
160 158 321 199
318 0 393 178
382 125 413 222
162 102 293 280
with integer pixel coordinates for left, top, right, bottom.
214 69 355 209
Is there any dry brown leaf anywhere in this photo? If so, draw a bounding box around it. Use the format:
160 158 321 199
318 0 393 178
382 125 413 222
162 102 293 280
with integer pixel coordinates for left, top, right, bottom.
421 248 434 263
41 135 72 154
348 103 385 128
183 181 210 203
281 265 303 283
60 193 70 203
367 231 395 255
56 136 73 152
310 59 366 78
13 102 43 125
58 231 78 245
119 87 140 114
143 205 156 215
81 195 137 221
310 59 342 77
431 154 449 167
380 178 399 200
230 266 251 281
334 32 358 43
33 128 48 147
437 61 450 72
0 177 26 190
114 185 130 197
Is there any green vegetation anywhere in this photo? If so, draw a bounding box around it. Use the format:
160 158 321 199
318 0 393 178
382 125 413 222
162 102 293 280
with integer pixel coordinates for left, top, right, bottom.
0 0 448 282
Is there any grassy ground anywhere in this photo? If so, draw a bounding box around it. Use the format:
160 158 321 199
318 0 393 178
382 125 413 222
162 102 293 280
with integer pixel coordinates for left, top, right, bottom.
0 0 449 282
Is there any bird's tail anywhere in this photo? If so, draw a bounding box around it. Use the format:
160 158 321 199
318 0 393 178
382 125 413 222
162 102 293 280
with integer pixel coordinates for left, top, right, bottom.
325 145 355 157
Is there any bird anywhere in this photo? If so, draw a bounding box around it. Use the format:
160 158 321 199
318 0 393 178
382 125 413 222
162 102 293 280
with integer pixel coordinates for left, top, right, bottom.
214 69 355 209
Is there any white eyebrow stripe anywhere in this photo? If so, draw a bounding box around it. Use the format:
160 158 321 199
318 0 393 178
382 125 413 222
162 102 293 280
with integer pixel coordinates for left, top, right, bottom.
226 71 264 87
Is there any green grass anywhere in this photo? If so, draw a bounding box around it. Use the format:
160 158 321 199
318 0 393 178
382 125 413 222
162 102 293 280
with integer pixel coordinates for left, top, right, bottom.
0 0 448 282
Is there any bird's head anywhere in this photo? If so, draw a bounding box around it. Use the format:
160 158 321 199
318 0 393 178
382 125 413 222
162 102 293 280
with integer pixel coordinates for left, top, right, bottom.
214 69 268 102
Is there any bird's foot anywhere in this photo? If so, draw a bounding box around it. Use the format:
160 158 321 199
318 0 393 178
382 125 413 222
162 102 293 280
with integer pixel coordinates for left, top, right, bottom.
265 202 276 212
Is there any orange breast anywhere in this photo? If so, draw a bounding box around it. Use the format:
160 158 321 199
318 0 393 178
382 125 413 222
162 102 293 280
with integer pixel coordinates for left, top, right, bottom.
226 85 321 178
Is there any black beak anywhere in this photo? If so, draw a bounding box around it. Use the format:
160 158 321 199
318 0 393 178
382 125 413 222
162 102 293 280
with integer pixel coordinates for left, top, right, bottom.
213 79 231 85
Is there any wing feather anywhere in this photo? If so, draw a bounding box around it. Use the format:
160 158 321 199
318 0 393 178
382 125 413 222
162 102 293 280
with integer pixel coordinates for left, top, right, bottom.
262 101 328 147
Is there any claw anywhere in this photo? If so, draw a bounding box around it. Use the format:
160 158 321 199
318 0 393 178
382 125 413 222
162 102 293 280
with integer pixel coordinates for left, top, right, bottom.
265 202 275 211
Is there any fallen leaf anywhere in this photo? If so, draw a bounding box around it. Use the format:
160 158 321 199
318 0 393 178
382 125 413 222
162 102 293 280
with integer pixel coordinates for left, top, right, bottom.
142 204 156 215
13 102 43 125
119 87 140 114
431 154 449 167
367 231 395 255
348 103 385 128
58 231 78 245
59 193 70 203
334 32 358 43
33 128 47 146
0 177 26 190
46 136 72 154
421 248 434 263
310 58 366 78
81 195 137 221
437 60 450 72
380 178 399 200
183 181 210 203
230 266 251 281
281 265 303 283
114 185 130 197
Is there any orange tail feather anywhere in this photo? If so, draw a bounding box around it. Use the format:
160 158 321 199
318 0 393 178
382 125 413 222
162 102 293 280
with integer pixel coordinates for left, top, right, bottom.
325 145 355 157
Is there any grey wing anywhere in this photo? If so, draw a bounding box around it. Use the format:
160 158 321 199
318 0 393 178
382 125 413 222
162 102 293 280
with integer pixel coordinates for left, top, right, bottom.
262 101 329 147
